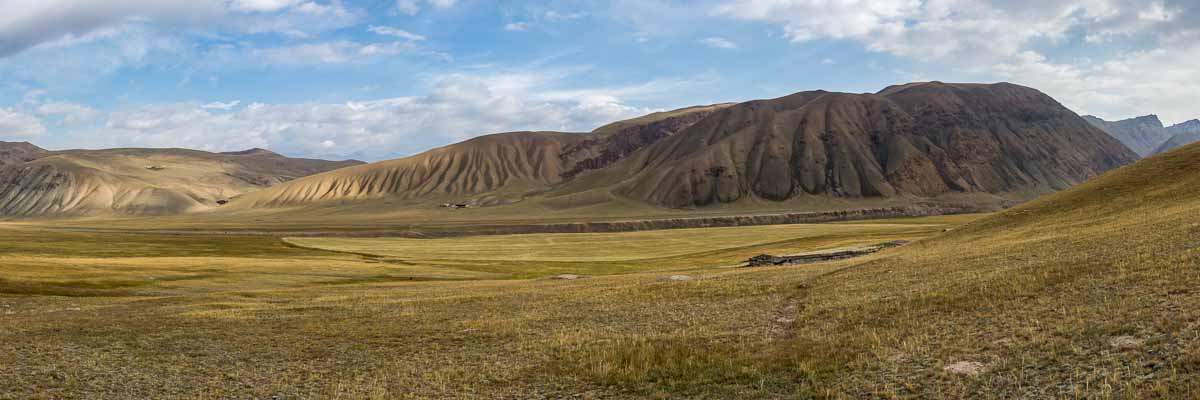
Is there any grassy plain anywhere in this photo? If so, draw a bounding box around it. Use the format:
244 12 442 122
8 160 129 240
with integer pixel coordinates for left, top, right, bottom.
282 216 968 278
2 142 1200 398
0 214 970 398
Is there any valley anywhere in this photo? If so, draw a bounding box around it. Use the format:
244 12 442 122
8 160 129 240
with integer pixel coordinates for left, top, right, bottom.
3 140 1199 397
5 2 1200 397
1 82 1196 398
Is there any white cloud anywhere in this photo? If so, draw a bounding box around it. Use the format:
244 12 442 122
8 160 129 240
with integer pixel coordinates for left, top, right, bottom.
0 0 362 58
0 0 219 57
544 11 585 21
0 108 47 138
713 0 1200 124
715 0 919 44
429 0 457 9
236 1 362 38
36 101 100 125
712 0 1197 60
394 0 456 15
699 37 737 49
252 41 417 64
504 22 530 32
62 68 688 159
395 0 420 15
368 26 426 41
983 46 1200 125
228 0 304 13
201 100 241 111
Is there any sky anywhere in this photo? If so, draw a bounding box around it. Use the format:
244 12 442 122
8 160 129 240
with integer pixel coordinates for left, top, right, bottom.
0 0 1197 161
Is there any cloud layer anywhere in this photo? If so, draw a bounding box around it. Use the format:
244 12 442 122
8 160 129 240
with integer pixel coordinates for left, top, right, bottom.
714 0 1200 123
27 70 664 160
0 108 46 138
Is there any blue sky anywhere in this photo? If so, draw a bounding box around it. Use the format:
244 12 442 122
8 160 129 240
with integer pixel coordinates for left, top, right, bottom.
1 0 1197 161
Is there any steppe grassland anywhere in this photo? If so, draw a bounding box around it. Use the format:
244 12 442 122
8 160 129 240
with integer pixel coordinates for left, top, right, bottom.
767 146 1200 398
0 214 976 398
284 218 964 262
0 214 975 297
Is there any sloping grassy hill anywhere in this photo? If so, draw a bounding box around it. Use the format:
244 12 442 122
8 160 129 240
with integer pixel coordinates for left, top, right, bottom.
768 141 1200 397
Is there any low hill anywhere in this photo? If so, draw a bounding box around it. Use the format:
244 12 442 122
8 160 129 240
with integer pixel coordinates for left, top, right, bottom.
0 148 362 217
225 82 1135 215
1083 114 1172 157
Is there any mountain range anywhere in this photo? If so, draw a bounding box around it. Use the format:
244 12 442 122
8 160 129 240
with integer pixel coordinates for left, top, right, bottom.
0 81 1141 219
1157 119 1200 155
1084 114 1200 157
227 82 1135 214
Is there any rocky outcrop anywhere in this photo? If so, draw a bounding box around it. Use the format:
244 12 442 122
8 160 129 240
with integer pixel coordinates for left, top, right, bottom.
559 106 723 180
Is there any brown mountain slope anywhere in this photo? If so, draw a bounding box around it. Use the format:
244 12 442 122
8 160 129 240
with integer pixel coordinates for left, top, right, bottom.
578 82 1135 207
0 141 48 166
224 82 1134 214
0 148 362 217
224 104 731 210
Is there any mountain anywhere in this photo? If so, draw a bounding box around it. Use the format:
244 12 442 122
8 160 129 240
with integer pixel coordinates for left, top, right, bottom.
1153 119 1200 155
0 147 362 217
227 82 1135 213
223 104 732 209
1083 114 1171 157
0 141 49 166
578 82 1133 207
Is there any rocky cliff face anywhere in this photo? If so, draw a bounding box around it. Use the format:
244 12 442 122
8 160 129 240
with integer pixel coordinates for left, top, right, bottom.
1083 115 1170 157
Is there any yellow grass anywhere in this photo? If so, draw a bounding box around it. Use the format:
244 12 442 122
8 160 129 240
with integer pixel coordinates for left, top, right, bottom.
0 213 978 398
285 220 953 262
